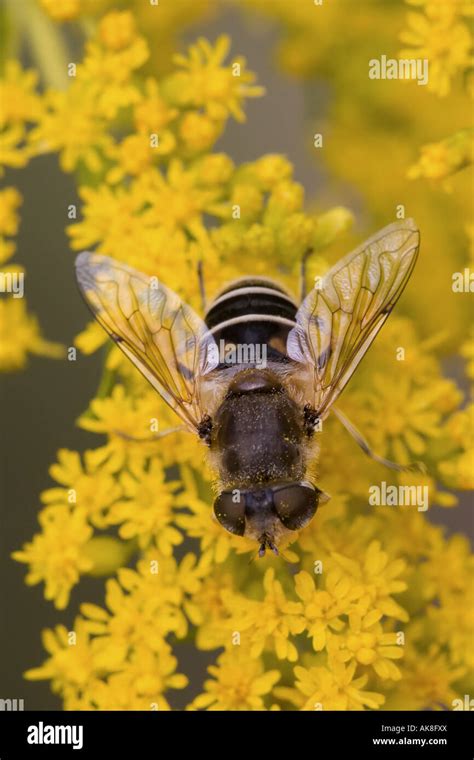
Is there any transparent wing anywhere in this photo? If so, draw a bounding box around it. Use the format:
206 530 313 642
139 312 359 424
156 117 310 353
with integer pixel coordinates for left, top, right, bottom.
75 252 218 432
287 219 420 418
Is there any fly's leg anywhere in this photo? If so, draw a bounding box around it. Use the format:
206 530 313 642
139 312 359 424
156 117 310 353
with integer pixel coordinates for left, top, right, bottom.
112 425 187 443
304 404 322 437
332 406 426 473
198 414 213 446
197 260 207 313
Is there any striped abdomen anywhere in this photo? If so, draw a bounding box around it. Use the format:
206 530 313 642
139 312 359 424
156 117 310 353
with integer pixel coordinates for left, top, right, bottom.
204 278 298 366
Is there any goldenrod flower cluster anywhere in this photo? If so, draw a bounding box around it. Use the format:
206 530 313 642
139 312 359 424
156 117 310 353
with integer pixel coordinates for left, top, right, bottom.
400 1 474 190
0 62 64 369
6 3 473 710
249 0 473 345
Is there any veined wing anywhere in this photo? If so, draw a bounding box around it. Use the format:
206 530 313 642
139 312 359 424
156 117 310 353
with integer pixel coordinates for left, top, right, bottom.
287 219 420 418
75 252 218 432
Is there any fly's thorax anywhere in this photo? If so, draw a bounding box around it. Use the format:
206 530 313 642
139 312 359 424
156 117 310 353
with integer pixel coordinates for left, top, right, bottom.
211 368 306 488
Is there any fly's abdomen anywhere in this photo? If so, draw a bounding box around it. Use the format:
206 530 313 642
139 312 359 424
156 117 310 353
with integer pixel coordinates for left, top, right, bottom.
204 278 297 365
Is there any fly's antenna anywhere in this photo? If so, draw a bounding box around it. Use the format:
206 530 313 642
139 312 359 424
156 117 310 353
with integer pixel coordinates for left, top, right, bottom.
248 540 295 564
267 540 279 556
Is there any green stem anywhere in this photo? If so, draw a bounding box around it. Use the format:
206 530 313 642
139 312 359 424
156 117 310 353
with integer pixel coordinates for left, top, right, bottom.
95 365 117 400
5 0 70 90
79 348 116 421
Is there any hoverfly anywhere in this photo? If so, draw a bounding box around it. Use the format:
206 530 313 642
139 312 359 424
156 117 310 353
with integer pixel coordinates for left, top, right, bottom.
75 219 420 557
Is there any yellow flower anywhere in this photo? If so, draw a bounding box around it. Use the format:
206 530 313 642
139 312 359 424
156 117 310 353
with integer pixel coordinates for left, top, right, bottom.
222 568 305 662
190 648 280 710
24 618 99 694
294 569 363 651
167 35 264 122
405 0 472 24
0 186 22 263
352 373 461 465
289 660 385 711
0 124 30 173
101 643 187 707
107 458 182 554
438 449 474 490
311 207 354 250
242 223 276 261
442 403 474 451
251 154 293 189
399 11 473 96
179 110 223 154
68 163 219 265
408 130 474 181
266 179 304 217
190 152 234 186
0 298 64 371
184 571 236 650
78 384 165 467
68 181 149 249
98 10 137 52
0 187 22 236
77 385 201 473
74 320 108 354
40 448 122 528
133 77 178 134
39 0 81 22
437 404 474 489
229 182 264 222
12 506 93 609
105 131 176 185
25 616 186 710
136 160 223 234
79 21 149 120
428 588 474 669
386 644 466 710
332 541 409 622
378 509 443 564
30 87 113 172
80 552 202 651
0 61 42 127
276 212 315 260
330 609 404 680
71 674 173 711
395 470 457 508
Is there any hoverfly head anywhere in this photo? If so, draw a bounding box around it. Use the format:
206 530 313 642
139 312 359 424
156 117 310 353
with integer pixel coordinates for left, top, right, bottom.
213 482 329 551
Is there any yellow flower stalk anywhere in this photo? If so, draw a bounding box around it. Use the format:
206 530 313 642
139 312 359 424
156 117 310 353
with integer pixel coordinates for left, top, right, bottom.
3 3 472 713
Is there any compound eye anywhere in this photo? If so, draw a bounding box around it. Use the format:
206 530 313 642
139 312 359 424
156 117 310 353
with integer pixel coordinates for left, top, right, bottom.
213 491 246 536
273 483 319 531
